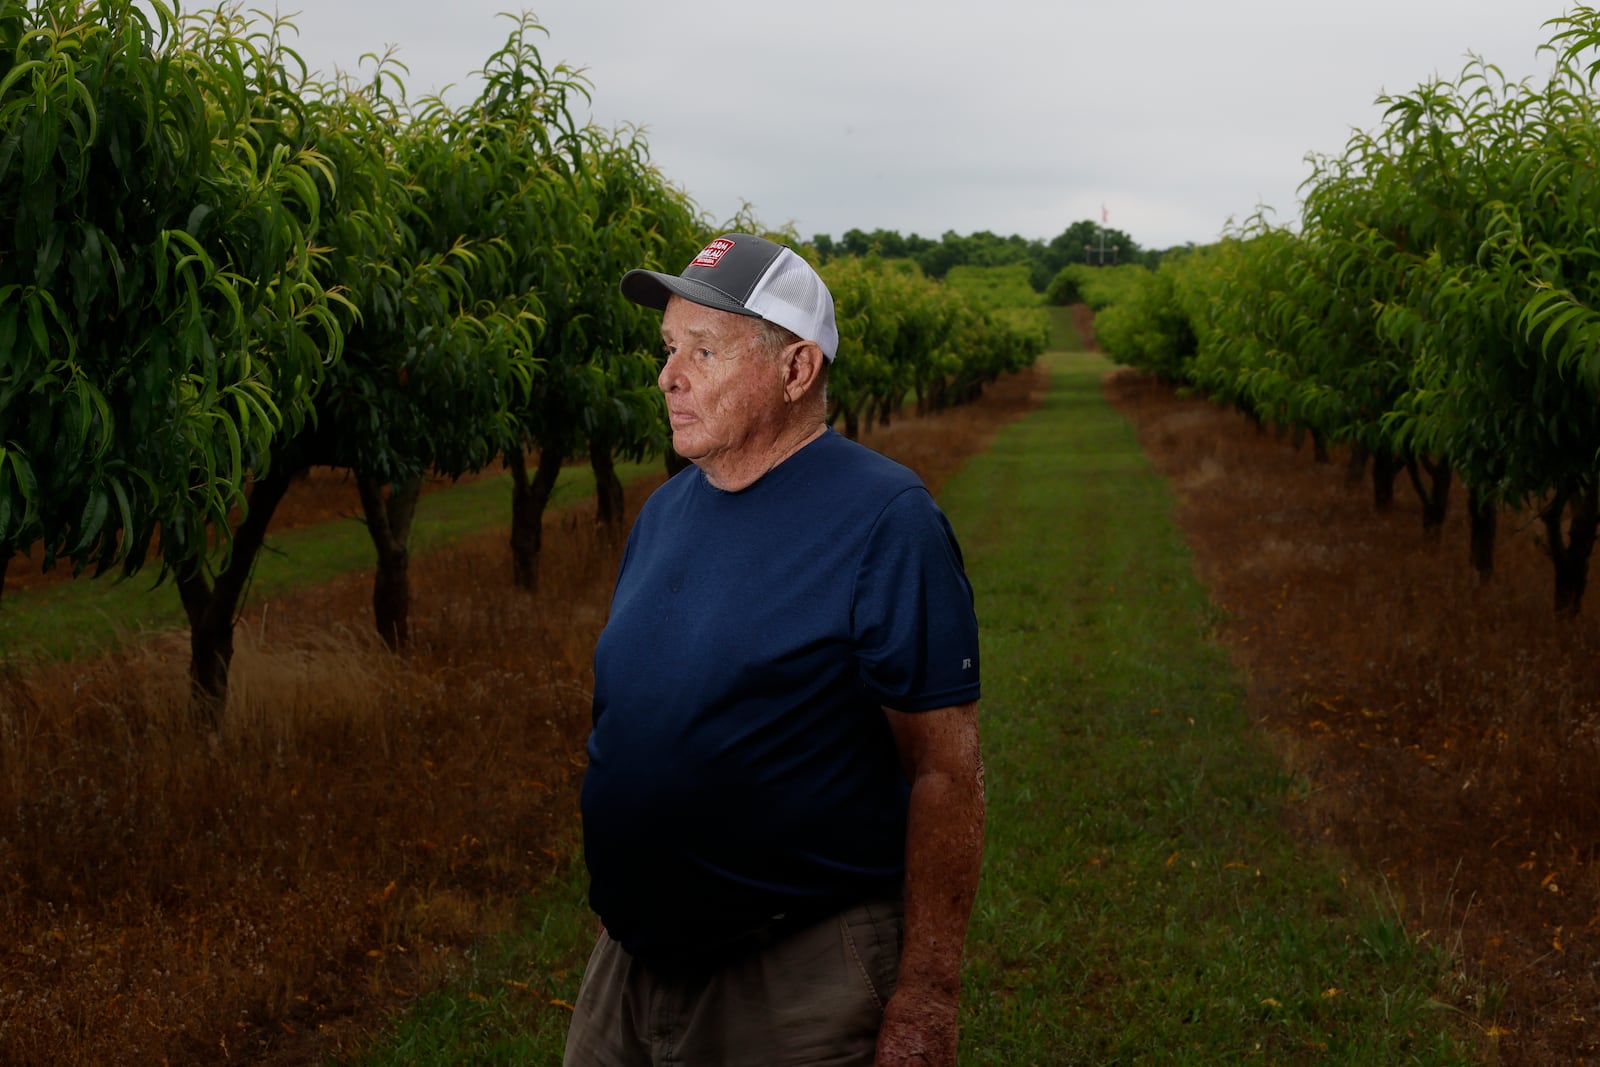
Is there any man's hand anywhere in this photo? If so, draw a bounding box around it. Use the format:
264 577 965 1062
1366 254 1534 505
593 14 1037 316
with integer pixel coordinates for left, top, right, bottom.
874 986 960 1066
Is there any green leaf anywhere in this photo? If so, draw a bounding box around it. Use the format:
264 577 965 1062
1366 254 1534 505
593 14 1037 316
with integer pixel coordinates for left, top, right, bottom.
24 292 48 356
184 199 215 235
0 58 46 102
75 487 109 555
109 475 134 560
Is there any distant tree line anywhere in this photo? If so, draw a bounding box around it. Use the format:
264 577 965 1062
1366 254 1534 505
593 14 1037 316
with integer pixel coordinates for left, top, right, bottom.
810 220 1167 290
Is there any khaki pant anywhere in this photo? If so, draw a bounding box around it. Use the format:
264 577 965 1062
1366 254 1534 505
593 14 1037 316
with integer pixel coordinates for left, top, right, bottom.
562 898 902 1066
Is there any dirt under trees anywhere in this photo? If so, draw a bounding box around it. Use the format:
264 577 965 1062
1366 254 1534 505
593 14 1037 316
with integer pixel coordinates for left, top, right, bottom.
1106 368 1600 1065
5 350 1598 1063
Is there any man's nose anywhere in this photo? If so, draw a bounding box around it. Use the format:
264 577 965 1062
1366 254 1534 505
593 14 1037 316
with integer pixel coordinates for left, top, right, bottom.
658 350 684 391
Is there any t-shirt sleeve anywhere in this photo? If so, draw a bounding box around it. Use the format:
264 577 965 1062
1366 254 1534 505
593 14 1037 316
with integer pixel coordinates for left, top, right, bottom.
852 486 981 711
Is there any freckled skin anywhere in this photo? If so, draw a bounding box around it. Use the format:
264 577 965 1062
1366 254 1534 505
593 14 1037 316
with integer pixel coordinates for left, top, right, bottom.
875 702 985 1067
658 296 822 492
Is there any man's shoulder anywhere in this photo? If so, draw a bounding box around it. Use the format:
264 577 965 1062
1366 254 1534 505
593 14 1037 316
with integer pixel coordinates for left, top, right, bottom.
627 465 701 541
805 430 926 493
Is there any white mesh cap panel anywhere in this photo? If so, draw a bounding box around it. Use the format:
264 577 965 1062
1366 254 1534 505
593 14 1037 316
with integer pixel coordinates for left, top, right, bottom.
744 247 840 361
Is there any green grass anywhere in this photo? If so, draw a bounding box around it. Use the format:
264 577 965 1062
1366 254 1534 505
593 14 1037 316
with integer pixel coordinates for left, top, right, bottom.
340 351 1481 1064
0 460 661 661
350 838 599 1065
1044 305 1084 352
947 352 1474 1063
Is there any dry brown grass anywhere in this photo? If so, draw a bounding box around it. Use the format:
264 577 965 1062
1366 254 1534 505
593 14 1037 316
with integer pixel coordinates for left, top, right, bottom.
1106 368 1600 1066
0 514 616 1065
0 366 1048 1067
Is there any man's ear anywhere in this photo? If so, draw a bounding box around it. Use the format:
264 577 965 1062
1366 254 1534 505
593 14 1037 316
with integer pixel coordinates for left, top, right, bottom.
783 341 827 403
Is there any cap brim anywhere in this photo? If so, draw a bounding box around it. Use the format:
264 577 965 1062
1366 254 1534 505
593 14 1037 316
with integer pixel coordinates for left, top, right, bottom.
619 268 761 318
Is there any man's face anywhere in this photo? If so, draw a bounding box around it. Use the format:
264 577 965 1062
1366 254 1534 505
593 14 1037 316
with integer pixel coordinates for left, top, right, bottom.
658 296 788 468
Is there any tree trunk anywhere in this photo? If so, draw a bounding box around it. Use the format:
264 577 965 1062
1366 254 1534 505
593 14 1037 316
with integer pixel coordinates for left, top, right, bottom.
175 463 299 727
842 406 861 441
1403 456 1453 540
1311 429 1329 464
1345 442 1370 487
176 571 232 728
357 475 422 651
0 543 11 608
1371 449 1400 512
1467 487 1497 581
1542 485 1600 618
590 438 625 537
508 446 565 591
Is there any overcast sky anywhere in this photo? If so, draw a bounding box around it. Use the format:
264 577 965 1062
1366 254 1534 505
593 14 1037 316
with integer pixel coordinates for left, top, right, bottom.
270 1 1575 251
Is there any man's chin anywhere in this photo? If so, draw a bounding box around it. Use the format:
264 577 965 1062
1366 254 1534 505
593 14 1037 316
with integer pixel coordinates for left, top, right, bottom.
670 434 706 462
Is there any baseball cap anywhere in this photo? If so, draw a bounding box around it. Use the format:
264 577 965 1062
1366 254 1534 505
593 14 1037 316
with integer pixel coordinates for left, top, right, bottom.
620 233 839 361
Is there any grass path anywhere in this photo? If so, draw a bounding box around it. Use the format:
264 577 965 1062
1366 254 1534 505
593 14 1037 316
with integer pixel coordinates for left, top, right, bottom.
948 353 1472 1062
346 350 1480 1064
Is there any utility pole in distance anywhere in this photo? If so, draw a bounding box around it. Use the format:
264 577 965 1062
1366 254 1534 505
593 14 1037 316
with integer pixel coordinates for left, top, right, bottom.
1085 203 1119 265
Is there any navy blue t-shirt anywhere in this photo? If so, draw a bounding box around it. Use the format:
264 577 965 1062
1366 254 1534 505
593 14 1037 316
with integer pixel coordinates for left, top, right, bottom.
582 429 981 958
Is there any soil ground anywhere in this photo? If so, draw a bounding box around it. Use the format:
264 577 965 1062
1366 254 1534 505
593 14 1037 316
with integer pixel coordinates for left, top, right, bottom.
0 370 1048 1067
260 355 1600 1064
1104 369 1600 1065
7 333 1599 1063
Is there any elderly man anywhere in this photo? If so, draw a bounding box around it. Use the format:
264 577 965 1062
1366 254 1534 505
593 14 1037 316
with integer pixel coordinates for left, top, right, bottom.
563 234 985 1067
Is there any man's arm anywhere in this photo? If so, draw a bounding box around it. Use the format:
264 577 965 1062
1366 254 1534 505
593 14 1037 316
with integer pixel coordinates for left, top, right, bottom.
875 700 985 1067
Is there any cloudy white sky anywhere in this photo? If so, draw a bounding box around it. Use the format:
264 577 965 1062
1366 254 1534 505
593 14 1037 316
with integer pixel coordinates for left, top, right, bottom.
270 1 1575 252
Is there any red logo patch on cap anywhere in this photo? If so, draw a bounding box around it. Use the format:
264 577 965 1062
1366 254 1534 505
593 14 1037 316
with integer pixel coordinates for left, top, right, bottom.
691 238 735 269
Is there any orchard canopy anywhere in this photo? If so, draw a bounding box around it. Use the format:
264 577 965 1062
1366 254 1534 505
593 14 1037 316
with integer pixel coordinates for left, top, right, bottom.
1093 7 1600 618
0 0 1043 711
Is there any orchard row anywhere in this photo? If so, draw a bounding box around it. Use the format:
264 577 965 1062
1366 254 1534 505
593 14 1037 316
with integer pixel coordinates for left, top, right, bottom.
1096 7 1600 616
0 0 1043 713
